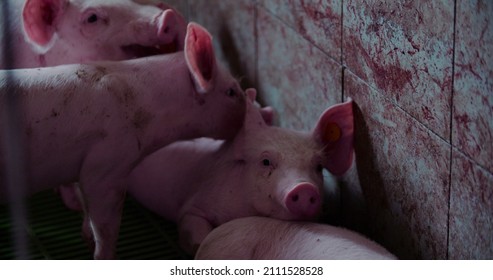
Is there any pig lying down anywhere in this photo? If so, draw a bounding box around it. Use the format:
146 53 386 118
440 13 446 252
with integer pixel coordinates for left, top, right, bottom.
124 92 355 255
0 0 187 69
196 216 397 260
0 23 246 259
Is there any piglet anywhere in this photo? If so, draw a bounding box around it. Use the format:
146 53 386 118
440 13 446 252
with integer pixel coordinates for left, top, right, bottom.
195 216 396 260
126 90 354 254
0 23 246 259
0 0 186 69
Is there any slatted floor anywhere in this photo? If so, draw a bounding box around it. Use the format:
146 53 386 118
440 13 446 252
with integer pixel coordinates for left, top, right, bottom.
0 190 190 260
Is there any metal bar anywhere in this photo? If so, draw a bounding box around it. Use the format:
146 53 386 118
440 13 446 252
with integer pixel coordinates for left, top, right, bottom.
1 0 30 260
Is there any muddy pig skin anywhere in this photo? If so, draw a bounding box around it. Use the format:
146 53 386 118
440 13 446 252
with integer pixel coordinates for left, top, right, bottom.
0 23 246 259
195 216 396 260
126 91 354 255
0 0 186 69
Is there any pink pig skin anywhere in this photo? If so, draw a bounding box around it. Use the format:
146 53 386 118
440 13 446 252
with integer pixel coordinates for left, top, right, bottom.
0 23 246 259
126 91 354 255
0 0 187 69
195 216 396 260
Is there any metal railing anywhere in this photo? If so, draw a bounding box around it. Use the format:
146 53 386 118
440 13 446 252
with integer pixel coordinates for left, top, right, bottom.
1 0 29 260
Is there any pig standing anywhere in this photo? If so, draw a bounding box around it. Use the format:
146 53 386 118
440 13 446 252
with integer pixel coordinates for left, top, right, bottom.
0 0 187 69
195 216 396 260
125 91 354 255
0 23 246 259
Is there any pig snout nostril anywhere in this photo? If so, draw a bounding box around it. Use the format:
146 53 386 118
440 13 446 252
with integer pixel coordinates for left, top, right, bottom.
163 26 170 34
285 183 321 219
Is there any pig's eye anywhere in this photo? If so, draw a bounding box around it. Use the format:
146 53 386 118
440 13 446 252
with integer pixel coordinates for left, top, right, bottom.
87 14 98 23
316 164 324 173
226 88 236 97
262 159 271 166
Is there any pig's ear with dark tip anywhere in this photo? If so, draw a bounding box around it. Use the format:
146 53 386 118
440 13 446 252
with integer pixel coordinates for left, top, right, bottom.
313 99 354 176
185 22 216 94
22 0 64 50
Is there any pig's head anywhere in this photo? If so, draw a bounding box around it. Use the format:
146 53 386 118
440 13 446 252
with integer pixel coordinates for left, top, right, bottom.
233 93 354 221
182 22 247 140
22 0 187 64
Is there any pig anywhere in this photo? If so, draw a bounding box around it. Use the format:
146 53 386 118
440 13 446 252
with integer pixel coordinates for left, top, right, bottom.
0 22 247 259
195 216 397 260
0 0 187 69
123 91 354 255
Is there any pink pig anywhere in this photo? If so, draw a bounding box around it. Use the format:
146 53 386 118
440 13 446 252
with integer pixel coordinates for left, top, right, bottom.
125 90 354 255
0 23 246 259
0 0 186 69
195 216 396 260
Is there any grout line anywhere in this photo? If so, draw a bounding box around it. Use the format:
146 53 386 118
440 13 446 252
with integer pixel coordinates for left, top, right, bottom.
341 0 344 66
446 0 458 260
254 0 258 88
341 0 345 103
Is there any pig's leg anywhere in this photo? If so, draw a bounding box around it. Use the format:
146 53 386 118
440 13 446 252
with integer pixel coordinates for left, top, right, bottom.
57 184 97 252
81 214 95 253
80 179 126 259
178 215 214 256
56 183 97 252
56 183 84 211
78 142 136 259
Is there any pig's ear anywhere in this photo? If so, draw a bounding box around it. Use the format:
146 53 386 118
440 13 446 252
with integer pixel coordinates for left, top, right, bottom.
185 22 217 94
313 99 354 176
22 0 64 50
247 88 274 126
259 106 274 126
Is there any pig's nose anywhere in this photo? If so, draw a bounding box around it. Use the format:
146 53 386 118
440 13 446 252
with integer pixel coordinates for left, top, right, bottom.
154 9 182 53
285 183 321 219
157 10 171 36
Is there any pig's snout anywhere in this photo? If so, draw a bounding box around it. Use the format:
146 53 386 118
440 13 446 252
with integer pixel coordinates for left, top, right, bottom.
156 9 184 51
157 10 172 37
285 183 321 219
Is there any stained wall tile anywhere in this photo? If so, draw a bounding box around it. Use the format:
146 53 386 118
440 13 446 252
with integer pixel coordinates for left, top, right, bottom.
188 0 256 89
344 70 450 259
257 8 342 130
343 0 454 139
261 0 342 61
449 150 493 259
453 0 493 173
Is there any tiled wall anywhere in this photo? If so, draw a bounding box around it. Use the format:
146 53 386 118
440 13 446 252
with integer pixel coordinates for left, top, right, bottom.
170 0 493 259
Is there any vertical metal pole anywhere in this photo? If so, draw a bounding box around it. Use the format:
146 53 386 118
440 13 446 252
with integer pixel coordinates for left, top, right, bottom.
1 0 29 260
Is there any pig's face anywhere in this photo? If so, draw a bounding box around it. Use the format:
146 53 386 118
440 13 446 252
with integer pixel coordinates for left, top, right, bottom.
243 128 326 221
232 97 354 221
22 0 187 62
183 23 246 140
199 68 246 140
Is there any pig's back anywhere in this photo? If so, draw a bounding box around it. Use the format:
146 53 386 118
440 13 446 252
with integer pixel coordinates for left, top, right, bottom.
196 216 396 260
127 138 223 221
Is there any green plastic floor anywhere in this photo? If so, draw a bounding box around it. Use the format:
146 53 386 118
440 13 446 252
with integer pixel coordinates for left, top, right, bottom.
0 190 190 260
